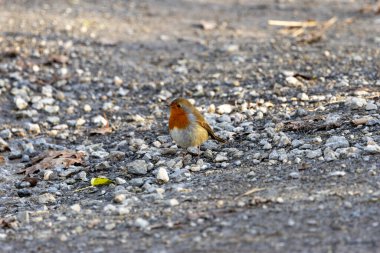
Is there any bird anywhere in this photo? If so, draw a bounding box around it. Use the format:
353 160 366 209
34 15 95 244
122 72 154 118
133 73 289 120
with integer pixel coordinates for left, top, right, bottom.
169 98 226 151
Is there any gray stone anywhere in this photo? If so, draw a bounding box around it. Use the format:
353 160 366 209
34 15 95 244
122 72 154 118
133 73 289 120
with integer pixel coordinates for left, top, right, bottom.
366 102 378 111
135 218 150 229
0 129 12 139
127 160 148 175
345 97 366 109
306 149 322 159
324 147 338 161
37 193 56 204
215 153 228 162
325 136 349 150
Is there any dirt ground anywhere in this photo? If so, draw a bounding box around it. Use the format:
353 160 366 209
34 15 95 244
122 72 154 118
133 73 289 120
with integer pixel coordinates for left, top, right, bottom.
0 0 380 252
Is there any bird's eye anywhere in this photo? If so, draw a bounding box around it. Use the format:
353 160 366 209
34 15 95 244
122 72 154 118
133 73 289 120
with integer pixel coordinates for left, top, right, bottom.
177 104 181 108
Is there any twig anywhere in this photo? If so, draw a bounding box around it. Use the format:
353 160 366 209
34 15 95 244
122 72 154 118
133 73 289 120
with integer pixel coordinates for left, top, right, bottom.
234 187 266 200
268 20 318 28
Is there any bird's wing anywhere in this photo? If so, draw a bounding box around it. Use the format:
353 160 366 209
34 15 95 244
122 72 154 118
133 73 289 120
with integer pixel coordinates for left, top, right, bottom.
197 120 226 143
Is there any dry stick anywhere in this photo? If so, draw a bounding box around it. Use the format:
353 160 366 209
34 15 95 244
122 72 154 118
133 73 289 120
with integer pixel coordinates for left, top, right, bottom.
268 20 318 28
234 187 266 200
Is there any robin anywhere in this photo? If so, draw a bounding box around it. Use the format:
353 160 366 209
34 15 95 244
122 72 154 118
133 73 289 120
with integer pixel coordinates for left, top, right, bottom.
169 98 226 151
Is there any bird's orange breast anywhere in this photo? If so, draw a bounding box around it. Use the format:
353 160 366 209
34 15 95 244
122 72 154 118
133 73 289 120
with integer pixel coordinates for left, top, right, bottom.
169 108 190 130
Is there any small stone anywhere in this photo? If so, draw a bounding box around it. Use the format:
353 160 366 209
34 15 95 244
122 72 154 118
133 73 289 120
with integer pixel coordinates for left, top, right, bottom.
297 93 309 101
21 154 30 162
26 123 41 135
215 153 228 162
114 194 126 204
90 151 109 159
76 118 86 127
325 114 341 125
190 164 201 172
263 142 272 150
17 211 30 223
115 177 127 185
167 198 179 206
94 161 111 170
0 138 10 152
127 160 148 175
365 102 378 111
363 141 380 154
156 167 169 184
345 97 366 109
216 104 233 114
44 105 60 114
285 76 303 87
43 170 54 180
37 193 56 204
198 20 217 30
83 104 92 112
108 151 126 161
187 147 199 155
0 129 12 139
105 223 116 231
328 171 346 177
289 172 300 179
306 149 322 159
135 218 149 229
114 76 123 86
222 44 239 52
17 189 32 197
14 96 28 110
70 204 81 213
277 134 291 147
78 171 88 181
325 136 349 150
47 116 60 125
129 178 144 187
92 115 107 127
324 147 338 161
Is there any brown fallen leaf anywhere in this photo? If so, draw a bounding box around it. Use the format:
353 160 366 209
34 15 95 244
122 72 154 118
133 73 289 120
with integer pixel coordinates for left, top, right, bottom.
0 156 5 164
18 150 85 175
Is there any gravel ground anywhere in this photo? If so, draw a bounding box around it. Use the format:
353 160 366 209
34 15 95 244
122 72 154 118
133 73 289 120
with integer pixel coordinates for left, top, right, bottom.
1 0 380 252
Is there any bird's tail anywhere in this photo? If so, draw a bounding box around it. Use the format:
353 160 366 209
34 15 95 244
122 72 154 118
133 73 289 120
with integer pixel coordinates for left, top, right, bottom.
209 131 226 143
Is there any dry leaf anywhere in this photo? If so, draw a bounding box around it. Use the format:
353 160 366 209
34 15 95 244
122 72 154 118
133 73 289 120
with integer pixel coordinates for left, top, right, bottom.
19 150 85 175
91 177 113 186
